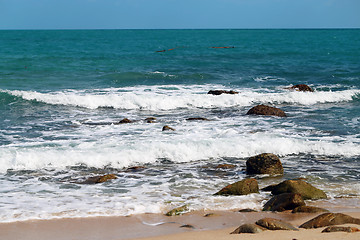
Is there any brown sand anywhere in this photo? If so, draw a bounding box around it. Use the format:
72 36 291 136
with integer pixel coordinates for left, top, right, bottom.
1 210 359 240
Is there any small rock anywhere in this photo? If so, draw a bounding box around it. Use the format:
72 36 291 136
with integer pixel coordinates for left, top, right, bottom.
246 153 284 175
162 125 175 131
289 84 314 92
246 105 286 117
256 218 298 231
231 224 267 234
238 209 258 212
263 193 305 212
125 166 145 172
214 178 259 196
145 117 156 123
119 118 132 124
322 226 360 233
186 117 209 121
300 213 360 229
270 179 327 200
204 213 215 217
215 164 236 169
292 206 329 214
208 90 239 95
80 174 117 184
180 224 195 229
165 205 189 216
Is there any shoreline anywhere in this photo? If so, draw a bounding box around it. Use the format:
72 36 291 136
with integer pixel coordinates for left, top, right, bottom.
1 199 359 240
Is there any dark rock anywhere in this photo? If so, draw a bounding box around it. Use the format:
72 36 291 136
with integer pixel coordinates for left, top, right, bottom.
165 205 189 216
214 178 259 196
180 224 195 229
246 105 286 117
204 213 215 217
292 206 329 214
238 209 258 212
300 213 360 229
186 117 209 121
261 184 277 192
246 153 284 175
270 179 327 200
208 90 239 95
119 118 132 124
125 166 145 172
80 174 117 184
263 193 305 212
289 84 314 92
162 125 175 131
322 226 360 233
230 224 267 234
256 218 298 231
215 164 236 169
145 117 156 123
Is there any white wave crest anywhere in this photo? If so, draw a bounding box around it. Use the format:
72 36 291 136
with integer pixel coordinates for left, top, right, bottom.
1 85 359 110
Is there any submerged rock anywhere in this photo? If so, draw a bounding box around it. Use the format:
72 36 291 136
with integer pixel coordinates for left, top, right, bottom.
215 164 236 169
263 193 305 212
231 224 267 234
186 117 209 121
292 206 329 213
289 84 314 92
145 117 157 123
246 105 286 117
162 125 175 131
80 174 117 184
322 226 360 233
208 90 239 95
299 213 360 229
165 205 189 216
118 118 132 124
256 218 298 231
270 179 327 200
246 153 284 175
214 178 259 196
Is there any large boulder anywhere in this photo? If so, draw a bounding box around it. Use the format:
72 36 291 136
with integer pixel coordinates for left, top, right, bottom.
263 193 305 212
292 206 329 214
289 84 314 92
246 153 284 175
256 218 298 231
270 179 327 200
231 224 267 234
214 178 259 196
299 213 360 229
208 90 239 95
246 105 286 117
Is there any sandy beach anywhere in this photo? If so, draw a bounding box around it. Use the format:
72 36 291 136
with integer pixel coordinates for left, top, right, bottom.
1 201 359 240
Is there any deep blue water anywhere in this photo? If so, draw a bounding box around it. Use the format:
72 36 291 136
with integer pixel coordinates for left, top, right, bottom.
0 29 359 222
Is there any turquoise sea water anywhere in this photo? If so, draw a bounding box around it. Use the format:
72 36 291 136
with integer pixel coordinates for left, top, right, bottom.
0 29 359 222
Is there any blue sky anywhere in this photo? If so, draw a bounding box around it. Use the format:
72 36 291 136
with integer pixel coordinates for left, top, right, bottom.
0 0 359 29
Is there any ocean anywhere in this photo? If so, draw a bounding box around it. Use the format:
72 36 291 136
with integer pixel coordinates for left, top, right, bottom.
0 29 359 222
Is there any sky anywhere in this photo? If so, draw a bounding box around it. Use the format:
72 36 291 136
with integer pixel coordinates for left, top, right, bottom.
0 0 359 29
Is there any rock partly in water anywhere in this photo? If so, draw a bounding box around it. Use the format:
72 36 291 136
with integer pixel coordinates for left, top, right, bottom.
246 153 284 175
215 164 236 169
239 209 258 212
322 226 360 233
292 206 329 214
300 213 360 229
162 125 175 131
231 224 267 234
125 166 145 172
263 193 305 212
165 205 189 216
270 179 327 200
118 118 132 124
214 178 259 196
145 117 157 123
186 117 209 121
246 105 286 117
208 90 239 95
80 174 117 184
256 218 298 231
289 84 314 92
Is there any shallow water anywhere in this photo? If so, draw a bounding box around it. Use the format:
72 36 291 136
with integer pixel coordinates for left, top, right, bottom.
0 29 359 222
